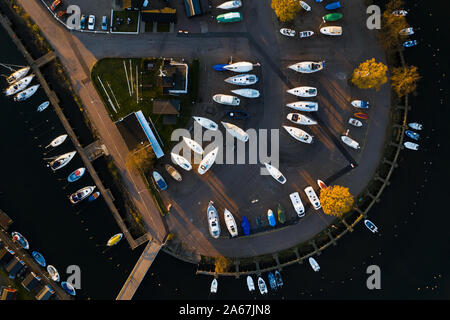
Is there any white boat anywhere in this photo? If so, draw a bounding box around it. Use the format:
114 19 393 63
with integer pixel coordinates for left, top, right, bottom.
290 192 305 217
309 257 320 272
193 116 218 131
304 186 321 210
283 126 314 144
217 0 242 10
6 66 30 84
404 141 419 150
280 28 296 37
257 277 268 294
213 94 240 106
13 84 40 102
341 135 360 149
4 74 34 96
287 113 317 125
183 136 204 154
247 276 255 292
198 146 219 175
351 100 370 108
392 10 408 16
300 1 311 11
231 88 260 98
224 74 258 86
364 219 378 233
69 186 96 204
37 101 50 112
299 30 314 38
49 151 76 171
320 26 342 36
408 122 423 130
287 86 317 97
349 118 363 127
264 162 286 184
210 279 218 293
47 265 60 282
207 201 221 239
45 134 68 148
224 208 238 237
288 61 324 73
223 61 253 73
286 101 318 112
221 121 249 142
170 152 192 171
399 27 414 35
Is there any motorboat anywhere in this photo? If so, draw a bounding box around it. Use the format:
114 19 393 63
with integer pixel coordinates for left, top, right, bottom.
213 94 240 106
241 216 250 236
47 265 60 282
11 232 29 250
165 164 182 182
88 191 100 202
283 126 314 144
304 186 321 210
277 203 286 224
404 141 419 150
247 276 255 292
364 219 378 233
224 209 238 237
268 272 277 290
323 13 343 22
69 186 96 204
325 1 341 10
399 27 414 35
61 282 76 296
152 171 168 191
299 30 314 38
4 74 34 96
320 26 342 36
107 233 123 246
403 40 418 48
287 113 317 125
171 152 193 171
288 61 324 73
183 136 204 154
32 251 46 267
317 180 327 189
223 61 253 73
37 101 49 112
207 201 221 239
405 130 420 141
280 28 296 37
351 100 370 109
217 0 242 10
274 270 283 287
354 112 368 120
67 168 86 183
349 118 363 127
193 116 218 131
309 257 320 272
290 192 305 217
210 279 218 293
300 1 311 11
45 134 68 148
392 10 408 16
267 209 276 227
221 121 249 142
225 110 249 120
341 135 360 149
224 74 258 86
264 162 286 184
49 151 76 171
13 84 40 102
408 122 423 130
198 146 219 175
287 86 317 97
231 88 260 98
257 277 268 294
216 12 242 23
286 101 318 112
6 66 30 84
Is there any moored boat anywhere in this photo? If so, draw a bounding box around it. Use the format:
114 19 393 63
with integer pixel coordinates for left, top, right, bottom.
280 28 296 37
231 88 260 98
403 40 418 48
349 118 363 127
224 209 238 237
287 113 317 125
267 209 276 227
223 61 253 73
67 168 86 183
4 74 34 96
290 192 305 217
210 279 218 293
309 257 320 272
69 186 96 204
408 122 423 130
6 66 30 84
216 12 242 23
183 136 204 154
351 100 370 108
405 130 420 141
13 84 40 102
88 191 100 202
247 276 255 292
274 270 283 287
283 125 314 144
213 94 240 106
241 216 250 236
304 186 321 210
217 0 242 10
364 219 378 233
399 27 414 35
287 86 317 97
207 201 221 239
341 135 361 149
165 164 182 182
354 112 368 120
49 151 76 171
198 146 219 175
299 30 314 38
47 265 60 282
171 152 193 171
286 101 318 112
299 1 311 11
404 141 419 150
11 232 29 250
45 134 68 148
288 61 324 73
258 277 268 294
264 163 287 184
320 26 342 36
392 10 408 16
107 233 123 246
268 272 277 290
325 1 341 10
37 101 50 112
323 13 343 21
224 110 249 120
61 282 76 296
152 171 168 191
193 116 218 130
221 121 249 142
224 74 258 86
317 180 327 189
32 251 46 267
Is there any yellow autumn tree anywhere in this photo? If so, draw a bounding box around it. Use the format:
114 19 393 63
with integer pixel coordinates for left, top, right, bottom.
378 0 409 52
319 185 354 218
271 0 301 22
125 145 155 172
351 58 388 90
215 256 232 273
390 65 420 97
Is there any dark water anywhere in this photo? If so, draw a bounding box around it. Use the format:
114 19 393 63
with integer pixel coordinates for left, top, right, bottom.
0 0 448 301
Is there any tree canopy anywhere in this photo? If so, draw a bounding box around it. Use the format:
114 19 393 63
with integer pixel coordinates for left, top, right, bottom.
351 58 388 90
271 0 301 22
125 145 155 172
379 0 409 52
319 185 354 218
390 65 421 97
215 256 232 273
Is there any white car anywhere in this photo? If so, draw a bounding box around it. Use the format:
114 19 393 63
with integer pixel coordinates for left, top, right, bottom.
304 186 321 210
290 192 305 217
88 15 95 30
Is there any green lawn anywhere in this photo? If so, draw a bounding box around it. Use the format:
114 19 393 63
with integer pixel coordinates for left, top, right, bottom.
111 11 139 33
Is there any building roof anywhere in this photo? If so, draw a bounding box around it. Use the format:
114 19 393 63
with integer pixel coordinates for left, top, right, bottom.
184 0 202 17
161 60 188 94
0 287 17 300
153 99 180 115
141 9 177 24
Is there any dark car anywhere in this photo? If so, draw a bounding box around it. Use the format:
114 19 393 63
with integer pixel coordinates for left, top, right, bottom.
50 0 61 12
80 14 86 29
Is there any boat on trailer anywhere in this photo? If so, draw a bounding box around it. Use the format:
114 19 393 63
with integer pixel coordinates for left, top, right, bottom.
4 74 34 96
224 209 238 237
287 113 317 125
6 66 30 84
286 101 318 112
49 151 76 171
193 116 218 131
107 233 123 246
14 84 40 102
287 86 317 97
283 126 314 144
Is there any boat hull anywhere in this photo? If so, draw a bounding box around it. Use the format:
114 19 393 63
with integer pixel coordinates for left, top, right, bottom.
241 216 250 236
223 61 253 73
354 112 368 120
217 12 242 23
283 126 314 144
341 136 360 149
267 209 276 227
68 168 86 182
213 94 240 106
193 116 218 130
224 209 238 237
287 86 317 97
264 163 287 184
50 151 76 171
290 192 305 217
224 74 258 86
69 186 96 204
14 84 40 102
320 26 342 36
207 202 221 238
231 88 260 98
152 171 168 190
165 164 182 181
171 153 192 171
304 186 321 210
107 233 123 246
37 101 50 112
11 232 29 250
287 113 317 125
198 147 219 175
32 251 46 267
222 121 249 142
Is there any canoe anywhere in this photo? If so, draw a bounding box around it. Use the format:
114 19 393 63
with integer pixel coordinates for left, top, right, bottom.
171 152 192 171
107 233 123 246
277 203 286 223
225 110 249 120
32 251 46 267
165 164 182 181
198 146 219 175
354 112 368 120
267 209 276 227
37 101 50 112
323 13 343 21
241 216 250 236
67 168 86 183
325 1 341 10
152 171 168 191
88 191 100 202
183 136 204 154
216 12 242 23
193 116 218 130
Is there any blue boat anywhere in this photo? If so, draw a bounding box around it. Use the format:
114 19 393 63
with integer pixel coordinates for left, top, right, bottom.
325 1 341 10
88 191 100 202
403 40 418 48
274 270 283 287
268 272 277 290
152 171 167 191
11 232 29 250
241 216 250 236
225 110 249 120
32 251 46 267
405 130 420 141
267 209 276 227
213 64 228 71
67 168 86 183
61 282 76 296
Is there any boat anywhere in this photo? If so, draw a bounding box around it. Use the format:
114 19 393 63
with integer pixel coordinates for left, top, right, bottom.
317 180 327 189
4 74 34 96
171 152 193 171
304 186 321 210
288 61 324 73
247 276 255 292
45 134 68 148
241 216 250 236
351 100 370 109
231 88 260 98
69 186 96 204
325 1 341 10
224 209 238 237
216 12 242 23
213 94 240 106
61 282 76 296
309 257 320 272
405 130 420 141
107 233 123 246
403 40 418 48
213 64 228 71
217 0 242 10
257 277 268 294
341 135 360 149
274 270 283 287
392 10 407 16
225 110 249 120
49 151 76 171
193 116 218 130
290 192 305 217
224 74 258 86
277 203 286 224
399 27 414 35
264 162 287 184
349 118 363 127
354 112 368 120
280 28 296 37
404 141 419 150
11 232 29 250
37 101 50 112
198 146 219 175
287 113 317 125
299 30 314 38
47 265 60 282
268 272 277 290
88 191 100 202
165 164 182 182
408 122 423 130
221 121 249 142
183 136 204 154
13 84 40 102
32 251 46 267
210 279 218 293
223 61 253 73
283 126 314 144
287 86 317 97
152 171 168 191
323 13 343 22
320 26 342 36
6 66 30 84
286 101 318 112
299 1 311 11
207 201 221 239
67 168 86 183
267 209 276 227
364 219 378 233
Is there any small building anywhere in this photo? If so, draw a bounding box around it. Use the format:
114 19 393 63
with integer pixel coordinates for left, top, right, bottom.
160 59 189 95
0 247 15 266
0 286 17 300
142 7 177 24
184 0 202 18
122 0 149 10
5 256 25 279
36 284 55 300
153 99 180 125
21 271 42 293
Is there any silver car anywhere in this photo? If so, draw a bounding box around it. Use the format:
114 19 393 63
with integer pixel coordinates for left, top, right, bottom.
88 15 95 30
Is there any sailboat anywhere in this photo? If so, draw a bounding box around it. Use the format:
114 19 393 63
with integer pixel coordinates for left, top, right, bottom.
107 233 123 246
193 116 218 131
13 84 40 101
49 151 76 171
286 101 318 112
258 277 268 294
287 86 317 97
210 279 218 293
183 136 204 154
69 186 96 204
6 66 30 84
198 146 219 175
67 168 86 182
231 88 260 98
171 152 192 171
224 209 238 237
341 135 360 149
213 94 240 106
165 164 182 182
47 265 60 282
224 74 258 86
287 113 317 125
223 61 253 73
288 61 325 73
4 74 34 96
283 126 314 144
217 0 242 10
264 162 287 184
309 257 320 272
304 186 321 210
247 276 255 292
207 201 221 238
45 134 68 148
221 121 249 142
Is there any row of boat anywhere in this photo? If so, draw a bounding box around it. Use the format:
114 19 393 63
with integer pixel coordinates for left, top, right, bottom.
215 1 243 23
3 66 41 102
404 122 423 151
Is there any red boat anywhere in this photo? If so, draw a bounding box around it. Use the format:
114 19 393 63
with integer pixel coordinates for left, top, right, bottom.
317 180 327 189
354 112 368 120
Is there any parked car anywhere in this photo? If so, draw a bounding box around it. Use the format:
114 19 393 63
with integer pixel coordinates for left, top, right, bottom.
101 16 108 31
50 0 62 12
88 15 95 30
80 14 86 29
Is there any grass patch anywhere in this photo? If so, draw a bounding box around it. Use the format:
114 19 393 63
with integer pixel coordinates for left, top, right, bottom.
111 10 139 33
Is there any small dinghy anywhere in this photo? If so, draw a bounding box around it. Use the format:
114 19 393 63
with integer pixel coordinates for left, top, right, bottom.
67 168 86 182
349 118 363 127
275 270 283 287
290 192 305 217
325 1 341 10
287 113 317 125
309 257 320 272
171 152 192 171
213 94 240 106
317 180 327 189
4 74 34 96
107 233 123 247
283 126 314 144
45 134 68 148
404 141 419 150
49 151 76 171
241 216 250 236
193 116 218 131
364 219 378 233
198 146 219 175
152 171 168 191
207 201 221 239
221 121 249 142
247 276 255 292
216 12 243 23
258 277 268 294
408 122 423 130
223 61 253 73
88 191 100 202
323 13 343 22
277 203 286 224
225 110 249 120
32 251 46 267
354 112 368 120
264 163 287 184
224 74 258 86
403 40 418 48
165 164 182 182
286 101 318 112
224 209 238 237
37 101 50 112
61 282 76 296
14 84 40 102
210 278 218 293
351 100 370 109
288 61 324 73
217 0 242 10
341 135 361 149
304 186 321 210
280 28 296 37
287 86 317 97
320 26 342 36
392 10 408 16
69 186 96 204
11 232 29 250
299 30 314 38
268 272 277 290
6 66 30 84
405 130 420 141
183 136 204 154
300 1 311 11
47 265 60 282
267 209 276 227
231 88 260 98
399 27 414 36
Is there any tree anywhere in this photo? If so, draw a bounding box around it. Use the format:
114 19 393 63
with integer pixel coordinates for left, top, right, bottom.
351 58 388 90
390 65 420 97
125 145 155 172
379 0 409 52
215 256 232 273
271 0 301 22
319 185 354 218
